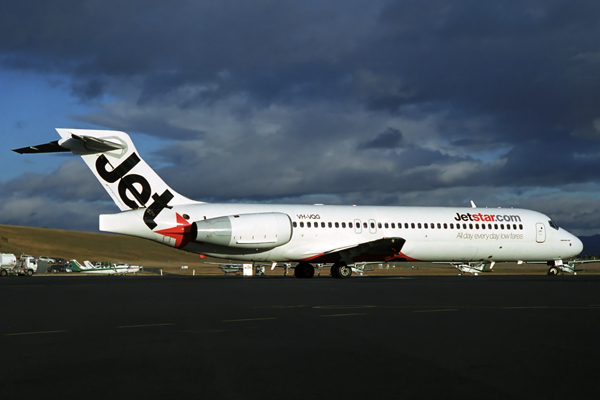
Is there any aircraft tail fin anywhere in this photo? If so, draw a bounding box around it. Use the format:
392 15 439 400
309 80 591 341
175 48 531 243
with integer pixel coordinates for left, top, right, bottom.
13 129 199 212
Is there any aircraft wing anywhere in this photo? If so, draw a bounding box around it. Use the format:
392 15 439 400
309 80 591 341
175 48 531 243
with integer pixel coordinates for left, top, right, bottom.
313 237 407 263
566 259 600 265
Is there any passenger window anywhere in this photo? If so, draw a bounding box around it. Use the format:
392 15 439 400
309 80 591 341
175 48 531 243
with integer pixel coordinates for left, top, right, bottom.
321 222 325 228
391 223 395 229
488 224 492 229
300 222 304 228
519 224 523 230
363 222 368 229
443 223 447 229
349 222 353 228
378 222 382 229
506 224 510 230
469 224 473 229
494 224 498 229
370 222 375 229
417 223 422 229
481 224 485 230
293 222 297 228
307 222 311 228
437 223 441 229
405 223 409 229
450 223 454 229
328 222 332 228
335 222 339 228
341 222 346 228
501 224 504 229
513 224 517 230
384 223 389 229
475 224 479 229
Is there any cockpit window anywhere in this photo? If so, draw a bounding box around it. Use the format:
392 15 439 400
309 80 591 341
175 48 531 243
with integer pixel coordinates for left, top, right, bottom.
548 220 559 230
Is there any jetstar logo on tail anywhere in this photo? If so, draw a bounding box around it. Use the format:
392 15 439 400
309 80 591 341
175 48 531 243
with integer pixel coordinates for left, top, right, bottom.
454 212 522 222
95 153 172 230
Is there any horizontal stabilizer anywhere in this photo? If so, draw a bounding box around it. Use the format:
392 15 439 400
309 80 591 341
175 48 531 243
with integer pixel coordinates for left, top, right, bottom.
12 140 70 154
13 134 125 155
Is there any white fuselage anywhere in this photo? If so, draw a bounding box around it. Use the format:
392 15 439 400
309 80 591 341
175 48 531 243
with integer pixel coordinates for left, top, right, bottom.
100 203 582 265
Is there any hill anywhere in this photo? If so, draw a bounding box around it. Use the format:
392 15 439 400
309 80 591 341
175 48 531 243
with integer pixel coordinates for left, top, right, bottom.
579 234 600 257
0 224 215 273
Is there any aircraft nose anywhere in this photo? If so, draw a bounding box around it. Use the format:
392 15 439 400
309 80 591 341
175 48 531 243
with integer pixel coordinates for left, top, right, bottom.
571 234 583 256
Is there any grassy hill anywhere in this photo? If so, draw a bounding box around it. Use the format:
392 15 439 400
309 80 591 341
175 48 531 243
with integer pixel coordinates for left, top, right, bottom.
0 224 216 274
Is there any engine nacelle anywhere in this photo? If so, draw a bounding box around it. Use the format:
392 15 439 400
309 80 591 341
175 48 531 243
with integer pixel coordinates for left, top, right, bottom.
190 213 292 249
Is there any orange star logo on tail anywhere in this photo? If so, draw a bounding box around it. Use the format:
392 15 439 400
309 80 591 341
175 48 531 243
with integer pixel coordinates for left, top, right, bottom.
156 213 192 248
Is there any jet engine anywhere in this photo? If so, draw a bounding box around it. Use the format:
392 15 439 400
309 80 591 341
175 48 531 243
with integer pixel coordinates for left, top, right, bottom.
190 212 292 249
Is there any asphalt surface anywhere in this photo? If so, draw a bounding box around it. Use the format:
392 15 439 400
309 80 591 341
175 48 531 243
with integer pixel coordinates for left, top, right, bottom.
1 274 599 399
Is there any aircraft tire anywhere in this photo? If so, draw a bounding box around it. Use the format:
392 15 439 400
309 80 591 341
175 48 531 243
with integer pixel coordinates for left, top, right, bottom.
331 262 352 279
547 266 559 276
0 269 7 277
338 263 352 279
295 263 315 279
330 264 340 278
26 269 33 276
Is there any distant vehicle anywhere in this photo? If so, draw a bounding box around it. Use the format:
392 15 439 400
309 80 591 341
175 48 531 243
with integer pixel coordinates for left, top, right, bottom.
2 255 38 276
49 257 68 265
49 264 67 273
39 256 56 264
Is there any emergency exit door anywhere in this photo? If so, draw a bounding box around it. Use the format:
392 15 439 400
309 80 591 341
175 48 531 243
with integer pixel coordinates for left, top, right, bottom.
536 223 546 243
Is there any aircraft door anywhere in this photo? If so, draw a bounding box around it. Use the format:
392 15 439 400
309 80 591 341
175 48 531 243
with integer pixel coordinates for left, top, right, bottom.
354 219 362 234
536 223 546 243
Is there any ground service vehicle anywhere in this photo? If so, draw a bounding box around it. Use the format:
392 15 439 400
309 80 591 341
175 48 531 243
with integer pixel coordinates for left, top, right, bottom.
0 253 17 276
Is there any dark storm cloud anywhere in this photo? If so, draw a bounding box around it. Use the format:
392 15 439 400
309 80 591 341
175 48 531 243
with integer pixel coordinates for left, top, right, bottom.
2 0 600 139
359 128 403 150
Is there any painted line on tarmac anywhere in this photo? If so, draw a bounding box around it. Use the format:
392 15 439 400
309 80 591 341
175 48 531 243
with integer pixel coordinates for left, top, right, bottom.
319 313 367 317
413 309 458 313
222 317 278 322
117 323 173 329
6 330 66 336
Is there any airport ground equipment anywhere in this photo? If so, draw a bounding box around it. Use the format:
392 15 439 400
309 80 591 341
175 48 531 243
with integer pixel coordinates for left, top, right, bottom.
0 254 37 276
0 253 17 276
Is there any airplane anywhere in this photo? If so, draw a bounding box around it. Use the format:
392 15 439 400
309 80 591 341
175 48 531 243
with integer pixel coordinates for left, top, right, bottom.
452 261 494 276
114 262 141 275
67 259 117 274
13 129 584 278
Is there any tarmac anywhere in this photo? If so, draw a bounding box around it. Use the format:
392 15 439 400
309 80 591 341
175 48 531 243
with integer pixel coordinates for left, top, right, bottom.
1 274 599 399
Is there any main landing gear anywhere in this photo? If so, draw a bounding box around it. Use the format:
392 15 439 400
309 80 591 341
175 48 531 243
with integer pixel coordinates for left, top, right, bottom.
294 261 353 279
330 262 352 279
